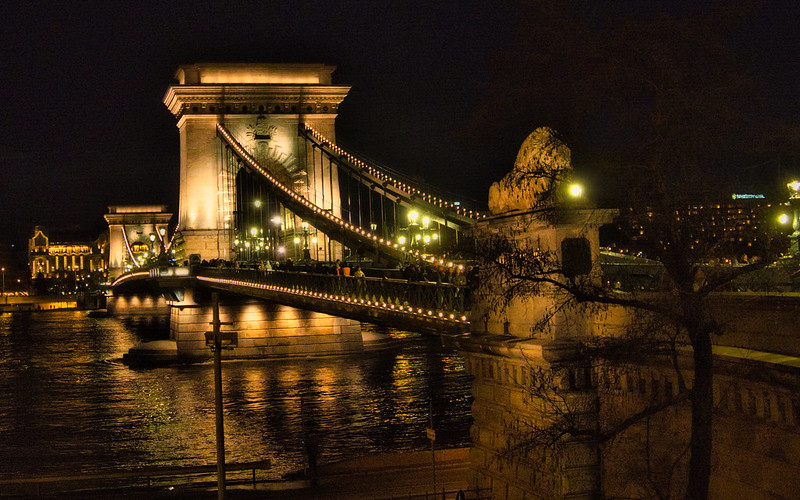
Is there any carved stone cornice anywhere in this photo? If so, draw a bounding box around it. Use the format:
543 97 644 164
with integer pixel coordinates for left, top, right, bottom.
163 84 351 117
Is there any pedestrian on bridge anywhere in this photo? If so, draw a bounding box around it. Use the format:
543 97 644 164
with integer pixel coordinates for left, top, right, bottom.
353 267 366 299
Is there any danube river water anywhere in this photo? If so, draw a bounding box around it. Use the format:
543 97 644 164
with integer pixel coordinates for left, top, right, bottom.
0 311 472 479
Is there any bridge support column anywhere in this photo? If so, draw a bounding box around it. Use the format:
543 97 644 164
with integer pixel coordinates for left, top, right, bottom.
170 288 367 361
455 200 613 497
450 335 600 499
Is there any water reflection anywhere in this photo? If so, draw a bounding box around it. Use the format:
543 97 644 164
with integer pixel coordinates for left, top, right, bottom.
0 312 472 478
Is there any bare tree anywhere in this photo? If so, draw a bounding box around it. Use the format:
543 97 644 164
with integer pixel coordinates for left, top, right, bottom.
464 2 799 498
470 199 786 498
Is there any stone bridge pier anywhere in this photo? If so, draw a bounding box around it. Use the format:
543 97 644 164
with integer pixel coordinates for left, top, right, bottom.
167 287 378 361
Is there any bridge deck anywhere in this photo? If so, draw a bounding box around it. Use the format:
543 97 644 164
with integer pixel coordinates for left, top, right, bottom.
114 266 471 335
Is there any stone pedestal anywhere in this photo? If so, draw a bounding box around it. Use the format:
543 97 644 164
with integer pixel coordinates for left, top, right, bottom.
450 334 600 499
456 205 614 499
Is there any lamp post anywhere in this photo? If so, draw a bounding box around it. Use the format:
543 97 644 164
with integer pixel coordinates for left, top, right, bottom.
408 211 420 250
302 222 311 261
271 215 282 261
148 234 157 264
205 292 235 500
1 267 6 305
788 181 800 255
250 227 259 262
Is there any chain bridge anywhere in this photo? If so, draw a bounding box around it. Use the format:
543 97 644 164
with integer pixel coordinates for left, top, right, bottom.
104 64 800 499
110 63 481 356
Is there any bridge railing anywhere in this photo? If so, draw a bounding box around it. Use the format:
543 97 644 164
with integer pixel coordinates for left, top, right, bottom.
197 267 470 315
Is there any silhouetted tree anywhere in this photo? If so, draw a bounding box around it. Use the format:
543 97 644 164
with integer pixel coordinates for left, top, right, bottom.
469 3 799 498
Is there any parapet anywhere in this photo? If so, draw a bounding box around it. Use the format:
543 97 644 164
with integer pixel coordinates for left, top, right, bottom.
174 63 336 85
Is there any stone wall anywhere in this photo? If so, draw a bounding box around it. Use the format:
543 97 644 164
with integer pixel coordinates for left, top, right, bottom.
597 358 800 499
452 335 600 499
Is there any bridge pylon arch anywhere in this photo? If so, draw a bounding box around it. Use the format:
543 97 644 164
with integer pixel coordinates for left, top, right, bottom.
163 63 351 261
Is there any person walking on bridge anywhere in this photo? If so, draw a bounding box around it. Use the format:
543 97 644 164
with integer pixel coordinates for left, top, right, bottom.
353 266 366 299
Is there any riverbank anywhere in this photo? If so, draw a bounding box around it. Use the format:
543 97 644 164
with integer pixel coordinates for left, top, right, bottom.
0 293 108 313
0 448 481 499
258 447 477 499
0 296 76 312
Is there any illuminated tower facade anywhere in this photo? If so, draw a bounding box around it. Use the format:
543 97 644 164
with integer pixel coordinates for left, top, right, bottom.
163 63 350 260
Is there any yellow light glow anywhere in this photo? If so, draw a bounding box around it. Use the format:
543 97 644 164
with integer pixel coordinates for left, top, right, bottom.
789 181 800 193
408 212 418 224
569 183 584 197
398 236 406 244
778 213 790 224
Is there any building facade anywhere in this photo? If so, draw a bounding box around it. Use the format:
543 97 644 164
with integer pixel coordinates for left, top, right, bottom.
28 226 108 295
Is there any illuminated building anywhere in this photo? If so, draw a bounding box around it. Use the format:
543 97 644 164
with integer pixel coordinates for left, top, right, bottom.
28 226 108 295
603 194 779 263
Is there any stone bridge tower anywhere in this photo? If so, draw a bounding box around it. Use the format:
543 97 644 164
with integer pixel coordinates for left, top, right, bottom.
163 63 350 260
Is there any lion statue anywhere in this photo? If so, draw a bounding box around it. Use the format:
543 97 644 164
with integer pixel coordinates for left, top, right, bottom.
487 127 573 215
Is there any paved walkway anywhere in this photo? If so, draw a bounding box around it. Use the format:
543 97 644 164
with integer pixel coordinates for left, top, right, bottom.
35 448 478 499
246 448 476 499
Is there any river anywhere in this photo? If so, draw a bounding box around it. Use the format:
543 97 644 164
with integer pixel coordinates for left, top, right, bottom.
0 311 472 479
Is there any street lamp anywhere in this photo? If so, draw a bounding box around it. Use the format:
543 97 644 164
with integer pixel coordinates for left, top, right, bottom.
271 216 282 261
1 267 5 305
148 234 157 263
301 222 311 261
250 227 259 262
787 181 800 255
569 183 584 198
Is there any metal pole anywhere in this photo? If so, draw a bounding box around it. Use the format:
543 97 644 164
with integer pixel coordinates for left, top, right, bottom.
212 293 226 499
429 401 436 494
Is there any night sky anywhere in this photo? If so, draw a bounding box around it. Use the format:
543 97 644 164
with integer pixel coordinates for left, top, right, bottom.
1 1 798 246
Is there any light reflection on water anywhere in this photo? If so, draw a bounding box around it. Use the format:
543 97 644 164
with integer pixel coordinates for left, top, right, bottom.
0 311 472 478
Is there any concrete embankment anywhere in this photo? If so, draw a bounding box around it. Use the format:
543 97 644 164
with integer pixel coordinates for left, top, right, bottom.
258 448 476 499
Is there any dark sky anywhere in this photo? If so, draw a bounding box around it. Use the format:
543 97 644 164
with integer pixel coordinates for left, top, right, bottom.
1 1 798 246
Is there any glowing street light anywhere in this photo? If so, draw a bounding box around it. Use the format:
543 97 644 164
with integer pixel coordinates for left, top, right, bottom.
569 183 584 198
778 213 791 225
788 181 800 198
